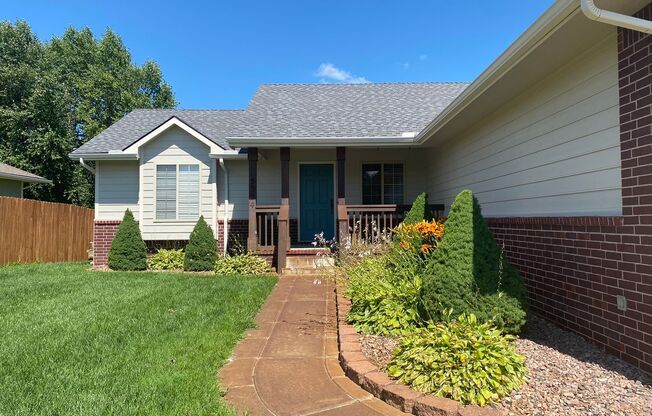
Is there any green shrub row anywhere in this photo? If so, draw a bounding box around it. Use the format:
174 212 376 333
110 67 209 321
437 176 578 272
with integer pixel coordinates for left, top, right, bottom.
108 212 269 276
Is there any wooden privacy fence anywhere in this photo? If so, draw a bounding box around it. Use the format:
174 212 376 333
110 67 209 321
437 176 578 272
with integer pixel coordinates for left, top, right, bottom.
0 197 94 265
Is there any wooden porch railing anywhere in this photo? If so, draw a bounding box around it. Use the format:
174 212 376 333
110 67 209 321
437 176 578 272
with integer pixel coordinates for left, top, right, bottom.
254 204 290 268
339 204 445 244
255 205 281 250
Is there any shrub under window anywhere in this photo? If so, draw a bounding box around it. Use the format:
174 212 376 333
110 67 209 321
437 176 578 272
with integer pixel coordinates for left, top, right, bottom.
108 209 147 271
184 216 217 271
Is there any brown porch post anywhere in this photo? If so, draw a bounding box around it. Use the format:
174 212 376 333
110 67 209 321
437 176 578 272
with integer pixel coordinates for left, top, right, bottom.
277 147 291 269
247 148 258 251
336 147 349 243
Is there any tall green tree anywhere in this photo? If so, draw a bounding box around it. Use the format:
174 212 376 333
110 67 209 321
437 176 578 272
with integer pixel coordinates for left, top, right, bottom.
0 21 176 206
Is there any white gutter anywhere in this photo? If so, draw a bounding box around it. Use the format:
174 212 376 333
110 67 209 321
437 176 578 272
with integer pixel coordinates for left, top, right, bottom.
581 0 652 34
219 158 230 256
69 153 138 161
226 135 417 148
0 172 51 184
79 158 96 175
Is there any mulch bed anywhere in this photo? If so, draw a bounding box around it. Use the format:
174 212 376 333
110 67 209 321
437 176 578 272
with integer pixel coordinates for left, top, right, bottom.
358 315 652 416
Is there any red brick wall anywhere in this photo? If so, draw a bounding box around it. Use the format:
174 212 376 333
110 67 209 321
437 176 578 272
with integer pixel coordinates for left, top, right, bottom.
486 4 652 373
93 220 121 267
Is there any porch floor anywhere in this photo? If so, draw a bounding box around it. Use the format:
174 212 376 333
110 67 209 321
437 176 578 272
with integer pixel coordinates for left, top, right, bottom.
219 274 408 416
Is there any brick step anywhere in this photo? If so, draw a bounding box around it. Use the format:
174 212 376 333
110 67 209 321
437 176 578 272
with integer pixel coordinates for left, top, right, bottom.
281 267 334 276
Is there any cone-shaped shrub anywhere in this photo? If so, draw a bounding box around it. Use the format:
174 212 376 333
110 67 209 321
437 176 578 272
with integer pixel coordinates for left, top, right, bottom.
184 216 217 271
419 190 527 334
108 209 147 271
403 192 430 225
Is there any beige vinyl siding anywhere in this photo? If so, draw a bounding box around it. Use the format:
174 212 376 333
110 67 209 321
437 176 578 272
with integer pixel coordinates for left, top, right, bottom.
140 126 216 240
218 148 427 220
426 32 621 217
0 179 22 197
95 160 139 220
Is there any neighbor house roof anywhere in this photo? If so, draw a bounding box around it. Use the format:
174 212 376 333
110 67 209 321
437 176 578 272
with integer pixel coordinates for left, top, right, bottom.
228 82 469 142
70 109 243 156
0 163 51 184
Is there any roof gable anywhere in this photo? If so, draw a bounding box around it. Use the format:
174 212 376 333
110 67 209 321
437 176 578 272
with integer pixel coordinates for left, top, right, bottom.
122 116 224 154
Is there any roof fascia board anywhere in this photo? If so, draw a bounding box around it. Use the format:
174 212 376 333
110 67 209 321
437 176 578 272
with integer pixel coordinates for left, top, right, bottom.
68 153 139 161
0 172 51 184
415 0 578 144
226 136 417 147
123 116 223 154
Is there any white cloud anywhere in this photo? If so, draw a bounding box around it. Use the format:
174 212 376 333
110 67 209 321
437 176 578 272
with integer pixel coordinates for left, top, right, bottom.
402 62 410 70
315 63 369 84
419 54 428 61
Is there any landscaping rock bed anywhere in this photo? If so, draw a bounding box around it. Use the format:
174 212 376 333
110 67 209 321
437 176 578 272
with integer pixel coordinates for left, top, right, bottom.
359 315 652 416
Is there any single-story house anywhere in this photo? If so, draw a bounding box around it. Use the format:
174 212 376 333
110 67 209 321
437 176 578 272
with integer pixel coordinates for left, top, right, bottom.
0 163 51 198
70 0 652 372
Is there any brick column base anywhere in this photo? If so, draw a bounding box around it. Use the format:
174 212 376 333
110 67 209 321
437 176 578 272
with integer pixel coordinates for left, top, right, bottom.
93 220 121 267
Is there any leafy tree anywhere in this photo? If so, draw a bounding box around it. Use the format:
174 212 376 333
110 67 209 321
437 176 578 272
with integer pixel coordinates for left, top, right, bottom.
419 190 527 334
0 21 176 206
184 216 217 271
108 209 147 271
403 192 429 225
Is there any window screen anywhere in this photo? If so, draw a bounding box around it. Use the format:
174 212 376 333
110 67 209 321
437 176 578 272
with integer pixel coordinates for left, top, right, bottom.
156 165 177 219
178 164 200 219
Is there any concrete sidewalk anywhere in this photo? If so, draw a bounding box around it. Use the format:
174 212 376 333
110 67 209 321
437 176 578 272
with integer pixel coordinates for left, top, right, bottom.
220 275 408 416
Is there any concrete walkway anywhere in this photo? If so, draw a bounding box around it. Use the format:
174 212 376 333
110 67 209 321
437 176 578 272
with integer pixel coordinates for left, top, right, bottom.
220 274 408 416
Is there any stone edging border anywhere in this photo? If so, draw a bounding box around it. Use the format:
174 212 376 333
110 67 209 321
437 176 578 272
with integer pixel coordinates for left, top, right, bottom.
335 287 500 416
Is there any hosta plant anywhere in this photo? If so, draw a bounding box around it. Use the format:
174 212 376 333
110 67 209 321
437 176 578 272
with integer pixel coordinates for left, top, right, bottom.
387 313 527 406
147 249 184 271
214 252 272 275
344 251 424 336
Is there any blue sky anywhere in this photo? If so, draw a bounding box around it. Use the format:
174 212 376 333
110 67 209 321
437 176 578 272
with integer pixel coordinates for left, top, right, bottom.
3 1 554 109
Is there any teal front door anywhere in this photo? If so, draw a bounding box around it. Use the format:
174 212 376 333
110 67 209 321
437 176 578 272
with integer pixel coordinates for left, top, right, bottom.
300 164 334 242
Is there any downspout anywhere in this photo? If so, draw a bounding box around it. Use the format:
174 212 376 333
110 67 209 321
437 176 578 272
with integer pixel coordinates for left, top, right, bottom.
219 158 230 256
581 0 652 34
79 158 96 175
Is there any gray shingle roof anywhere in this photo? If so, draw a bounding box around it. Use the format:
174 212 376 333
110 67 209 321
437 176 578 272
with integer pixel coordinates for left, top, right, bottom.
70 82 468 155
231 82 469 138
71 109 243 155
0 163 51 183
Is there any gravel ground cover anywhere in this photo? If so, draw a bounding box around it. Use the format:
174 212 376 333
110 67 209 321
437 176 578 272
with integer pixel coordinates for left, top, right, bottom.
358 315 652 415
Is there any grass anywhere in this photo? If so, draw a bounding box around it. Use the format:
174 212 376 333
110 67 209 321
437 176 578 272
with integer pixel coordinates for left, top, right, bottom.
0 262 277 416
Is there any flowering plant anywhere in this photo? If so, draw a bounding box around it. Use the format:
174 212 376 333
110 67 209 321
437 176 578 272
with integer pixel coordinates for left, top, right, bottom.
394 219 445 256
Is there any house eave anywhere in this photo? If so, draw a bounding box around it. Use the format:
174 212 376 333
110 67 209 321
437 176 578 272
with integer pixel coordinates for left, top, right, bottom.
0 172 52 184
68 153 139 161
226 136 418 148
415 0 579 145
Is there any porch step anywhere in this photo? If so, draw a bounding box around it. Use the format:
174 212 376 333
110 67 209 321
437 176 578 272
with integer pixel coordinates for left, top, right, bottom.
281 253 335 276
285 254 332 269
281 267 333 276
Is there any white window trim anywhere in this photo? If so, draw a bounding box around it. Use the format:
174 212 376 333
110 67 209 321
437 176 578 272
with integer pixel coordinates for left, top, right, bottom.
154 163 201 223
361 161 406 205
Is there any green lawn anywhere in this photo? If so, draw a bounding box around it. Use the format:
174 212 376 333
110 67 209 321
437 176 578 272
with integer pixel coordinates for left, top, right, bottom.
0 263 277 416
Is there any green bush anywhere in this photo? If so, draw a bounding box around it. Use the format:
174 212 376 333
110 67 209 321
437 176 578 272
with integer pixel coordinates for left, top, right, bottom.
403 192 429 225
108 209 147 271
419 190 527 334
214 252 272 275
344 249 424 336
147 249 184 271
184 216 217 271
387 313 527 406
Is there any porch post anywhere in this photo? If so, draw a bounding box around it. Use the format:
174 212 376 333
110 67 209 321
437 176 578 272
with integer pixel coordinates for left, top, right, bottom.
336 146 349 243
278 147 290 269
247 148 258 251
